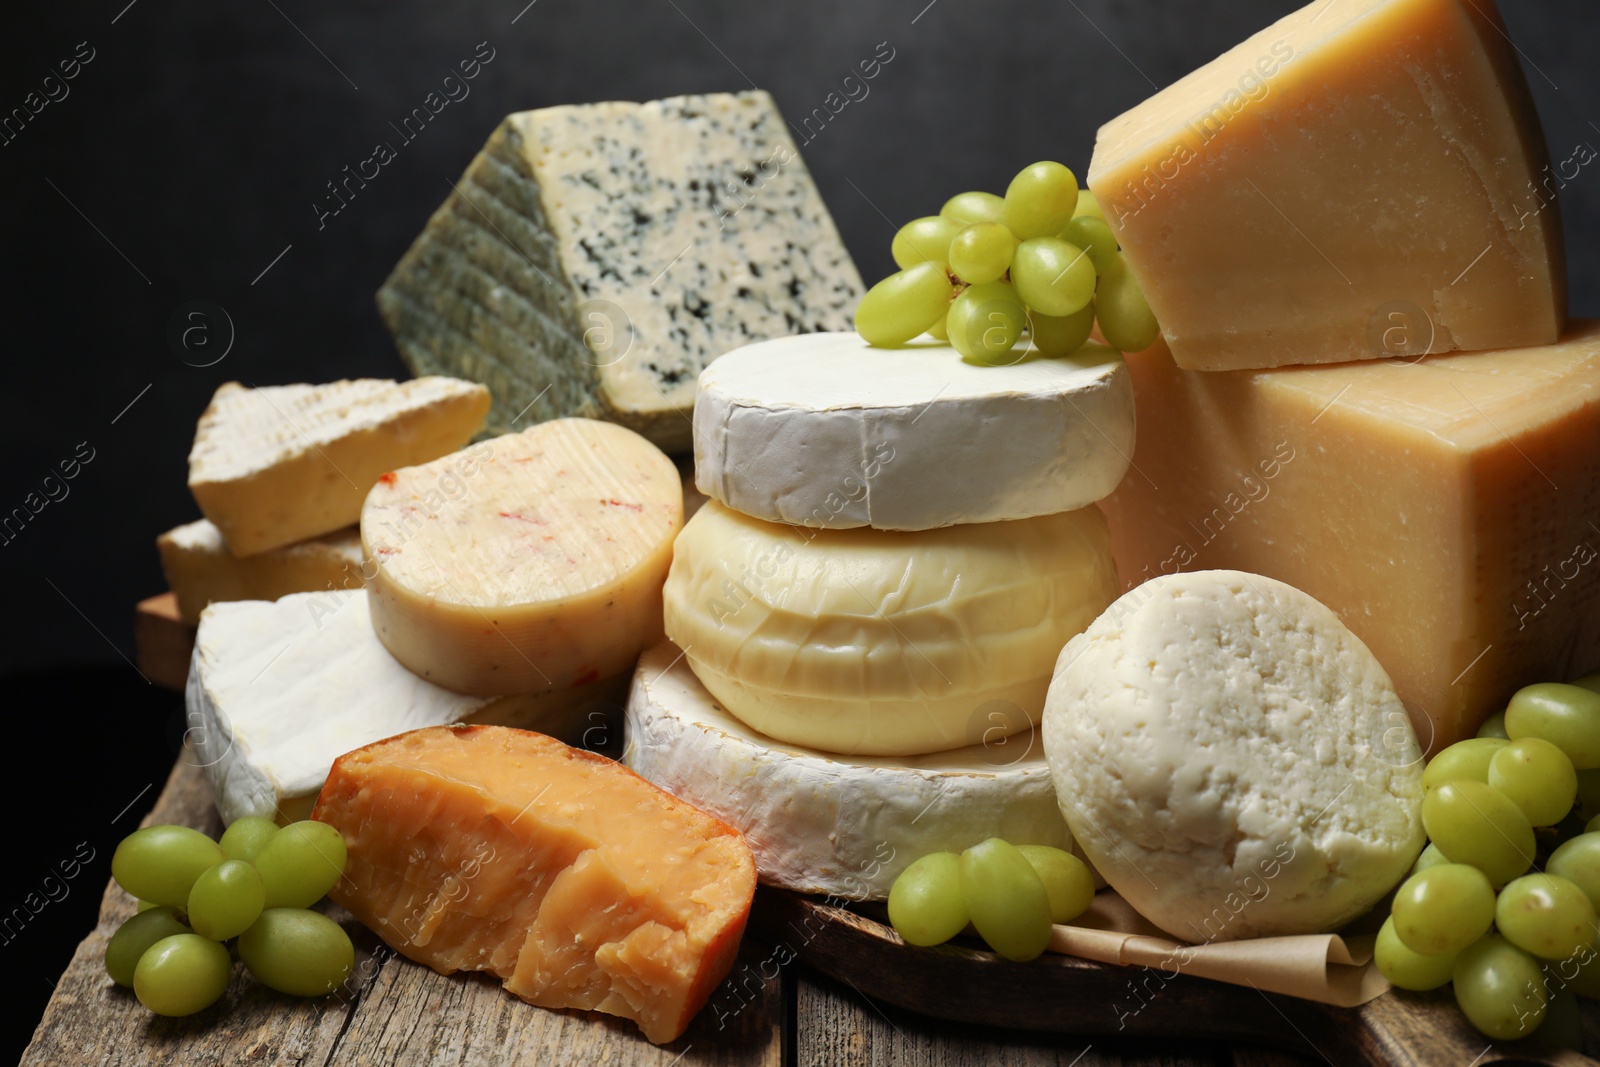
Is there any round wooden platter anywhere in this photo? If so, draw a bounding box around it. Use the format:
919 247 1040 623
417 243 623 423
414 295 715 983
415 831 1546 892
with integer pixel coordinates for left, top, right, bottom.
750 887 1599 1067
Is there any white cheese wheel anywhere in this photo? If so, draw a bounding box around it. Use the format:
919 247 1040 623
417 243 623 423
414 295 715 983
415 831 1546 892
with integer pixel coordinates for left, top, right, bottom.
363 418 682 695
693 333 1134 530
1043 570 1425 942
624 642 1081 901
663 500 1118 756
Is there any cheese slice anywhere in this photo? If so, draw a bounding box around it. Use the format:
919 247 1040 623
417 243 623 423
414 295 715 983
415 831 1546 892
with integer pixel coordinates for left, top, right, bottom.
363 419 682 695
625 642 1081 901
1088 0 1563 371
188 590 625 824
1100 327 1600 751
158 519 365 625
188 378 490 555
694 333 1134 530
663 500 1119 756
377 91 863 452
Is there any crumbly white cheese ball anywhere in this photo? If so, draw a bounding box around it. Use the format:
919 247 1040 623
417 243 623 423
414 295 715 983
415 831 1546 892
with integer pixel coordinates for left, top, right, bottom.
1043 570 1424 942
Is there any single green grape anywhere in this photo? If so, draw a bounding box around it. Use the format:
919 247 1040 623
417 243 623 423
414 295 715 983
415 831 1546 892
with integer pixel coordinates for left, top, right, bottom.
1453 934 1547 1039
892 215 964 270
854 262 955 347
238 909 355 997
1489 737 1578 826
1536 989 1585 1049
947 222 1017 285
1576 768 1600 820
1548 833 1600 911
1010 238 1095 318
1548 944 1600 999
958 839 1053 962
137 900 159 913
1027 305 1096 359
1506 683 1600 769
947 281 1027 365
887 852 968 946
1016 845 1095 924
255 821 348 909
1496 874 1598 960
220 816 281 864
1374 915 1457 991
188 859 267 942
1411 842 1450 875
1003 162 1079 241
1060 216 1119 274
940 191 1007 227
105 907 190 987
1390 864 1495 956
1422 779 1535 885
112 825 226 909
1095 253 1160 352
133 933 233 1017
927 313 949 341
1422 738 1508 791
1072 189 1104 221
1571 672 1600 695
1589 814 1600 835
1477 712 1509 740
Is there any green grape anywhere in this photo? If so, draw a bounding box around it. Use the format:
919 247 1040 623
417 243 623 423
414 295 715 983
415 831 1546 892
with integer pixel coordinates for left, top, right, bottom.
1390 864 1494 956
1422 780 1535 885
1477 711 1509 740
188 859 267 941
1027 305 1095 358
1016 845 1095 924
947 222 1017 285
1489 737 1578 826
112 825 226 909
1411 842 1450 875
105 907 190 987
1577 768 1600 820
1072 189 1104 220
137 899 159 913
238 909 355 997
891 215 963 270
1010 238 1095 318
940 191 1006 227
947 281 1027 365
1506 683 1600 769
1589 814 1600 835
220 816 280 863
1421 737 1507 790
1548 833 1600 910
1003 162 1079 240
1536 990 1585 1050
1374 915 1457 991
256 820 348 909
887 852 968 946
1496 874 1598 960
927 313 949 341
133 933 233 1017
1061 216 1119 274
1548 945 1600 999
959 839 1053 962
1453 934 1547 1039
1573 672 1600 695
854 262 955 347
1095 253 1160 352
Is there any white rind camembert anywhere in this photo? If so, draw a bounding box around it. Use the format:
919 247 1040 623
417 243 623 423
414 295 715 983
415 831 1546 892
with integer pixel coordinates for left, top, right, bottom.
158 519 364 624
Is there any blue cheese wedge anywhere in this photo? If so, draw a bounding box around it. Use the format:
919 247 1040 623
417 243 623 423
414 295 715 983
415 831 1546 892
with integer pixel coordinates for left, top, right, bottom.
377 91 864 452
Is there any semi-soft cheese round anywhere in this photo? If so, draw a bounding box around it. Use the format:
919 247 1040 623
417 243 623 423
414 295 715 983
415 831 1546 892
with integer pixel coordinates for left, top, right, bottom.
1043 570 1425 942
664 500 1118 756
693 332 1135 530
625 642 1085 901
364 418 682 695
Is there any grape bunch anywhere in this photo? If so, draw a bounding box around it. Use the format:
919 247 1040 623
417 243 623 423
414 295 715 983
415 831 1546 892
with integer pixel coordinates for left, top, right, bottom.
854 161 1159 365
105 817 355 1016
887 839 1094 962
1376 674 1600 1044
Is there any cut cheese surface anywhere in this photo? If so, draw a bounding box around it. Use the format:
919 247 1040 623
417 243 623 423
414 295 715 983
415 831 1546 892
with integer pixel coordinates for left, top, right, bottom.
694 333 1134 530
188 378 489 555
158 519 364 624
1089 0 1563 371
1100 327 1600 751
663 500 1119 756
315 725 755 1044
363 418 682 695
377 91 863 451
625 642 1080 901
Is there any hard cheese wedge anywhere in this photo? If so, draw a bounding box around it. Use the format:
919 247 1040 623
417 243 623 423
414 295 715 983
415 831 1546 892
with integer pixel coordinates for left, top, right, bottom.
694 333 1134 530
188 378 490 555
315 724 756 1044
1100 327 1600 751
363 419 682 695
1088 0 1563 371
377 91 863 451
158 519 364 624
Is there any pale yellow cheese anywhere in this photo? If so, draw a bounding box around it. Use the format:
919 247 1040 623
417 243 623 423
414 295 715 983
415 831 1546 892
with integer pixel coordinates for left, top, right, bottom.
158 519 365 624
1088 0 1564 371
363 418 682 695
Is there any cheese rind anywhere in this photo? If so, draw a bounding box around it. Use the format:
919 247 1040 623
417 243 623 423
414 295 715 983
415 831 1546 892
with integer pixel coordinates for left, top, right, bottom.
377 91 863 451
694 333 1134 530
363 419 682 695
158 519 365 624
187 378 490 555
1088 0 1563 371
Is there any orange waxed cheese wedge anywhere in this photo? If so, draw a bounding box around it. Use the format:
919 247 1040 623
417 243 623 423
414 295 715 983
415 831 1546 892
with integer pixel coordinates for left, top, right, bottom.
312 724 756 1043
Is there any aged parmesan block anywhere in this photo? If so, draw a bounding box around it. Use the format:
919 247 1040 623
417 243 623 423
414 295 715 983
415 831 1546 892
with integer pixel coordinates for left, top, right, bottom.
187 379 490 555
376 91 863 452
158 519 364 624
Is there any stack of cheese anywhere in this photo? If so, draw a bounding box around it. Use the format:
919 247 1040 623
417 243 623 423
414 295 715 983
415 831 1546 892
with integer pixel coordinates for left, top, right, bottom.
624 331 1137 899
